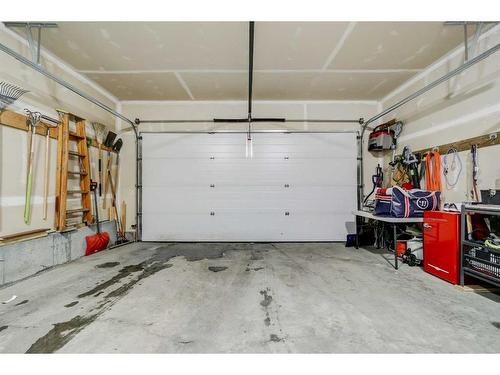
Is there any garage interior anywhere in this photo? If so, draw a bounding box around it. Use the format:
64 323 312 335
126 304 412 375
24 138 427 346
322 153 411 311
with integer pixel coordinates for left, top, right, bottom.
1 20 500 354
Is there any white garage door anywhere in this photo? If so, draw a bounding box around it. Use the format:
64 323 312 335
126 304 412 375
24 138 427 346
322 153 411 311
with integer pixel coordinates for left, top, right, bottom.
141 132 357 241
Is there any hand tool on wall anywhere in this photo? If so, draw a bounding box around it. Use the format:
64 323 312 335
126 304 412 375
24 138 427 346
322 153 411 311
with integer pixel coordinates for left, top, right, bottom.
40 118 59 221
91 123 106 198
102 131 117 210
24 110 41 224
107 168 126 242
112 138 123 200
0 81 28 112
85 180 110 256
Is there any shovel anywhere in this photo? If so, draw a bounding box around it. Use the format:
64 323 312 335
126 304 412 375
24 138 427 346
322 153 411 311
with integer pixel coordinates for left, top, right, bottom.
85 180 110 256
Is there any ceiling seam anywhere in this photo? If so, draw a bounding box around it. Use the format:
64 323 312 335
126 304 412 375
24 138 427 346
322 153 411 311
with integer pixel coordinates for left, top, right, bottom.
321 22 357 70
78 68 423 74
174 72 195 100
120 99 380 105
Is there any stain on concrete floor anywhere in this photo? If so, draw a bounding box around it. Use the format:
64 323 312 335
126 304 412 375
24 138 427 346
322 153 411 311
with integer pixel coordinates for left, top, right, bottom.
26 314 100 353
15 299 29 306
260 289 273 307
64 301 79 308
208 266 227 272
4 242 500 353
269 334 283 342
0 325 8 333
25 244 227 353
96 262 120 269
246 267 264 272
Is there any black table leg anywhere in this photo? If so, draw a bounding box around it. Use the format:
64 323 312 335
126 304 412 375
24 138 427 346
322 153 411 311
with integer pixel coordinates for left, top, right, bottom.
393 223 398 270
355 216 360 249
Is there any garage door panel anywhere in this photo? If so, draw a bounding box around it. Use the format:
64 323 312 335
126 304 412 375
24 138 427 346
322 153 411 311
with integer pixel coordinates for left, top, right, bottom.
141 132 357 241
142 211 352 242
142 159 356 186
143 186 356 212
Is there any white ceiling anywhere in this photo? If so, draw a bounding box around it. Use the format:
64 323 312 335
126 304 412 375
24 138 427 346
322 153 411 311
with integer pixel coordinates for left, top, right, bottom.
34 22 472 101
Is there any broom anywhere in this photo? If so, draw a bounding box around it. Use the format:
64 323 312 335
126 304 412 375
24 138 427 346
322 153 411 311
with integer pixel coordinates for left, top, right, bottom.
85 180 110 256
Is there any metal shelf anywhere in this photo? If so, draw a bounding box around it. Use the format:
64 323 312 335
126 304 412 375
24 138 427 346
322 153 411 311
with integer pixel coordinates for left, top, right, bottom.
460 204 500 287
463 268 500 288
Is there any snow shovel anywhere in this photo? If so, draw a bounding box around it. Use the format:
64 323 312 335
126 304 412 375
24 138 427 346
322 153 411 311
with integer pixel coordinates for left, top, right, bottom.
85 180 109 256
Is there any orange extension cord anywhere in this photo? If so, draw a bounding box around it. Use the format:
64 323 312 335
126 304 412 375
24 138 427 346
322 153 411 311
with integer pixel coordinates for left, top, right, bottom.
425 151 442 191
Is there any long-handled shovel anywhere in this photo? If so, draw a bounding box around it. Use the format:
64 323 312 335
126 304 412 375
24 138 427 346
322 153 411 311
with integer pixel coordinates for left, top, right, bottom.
85 180 110 256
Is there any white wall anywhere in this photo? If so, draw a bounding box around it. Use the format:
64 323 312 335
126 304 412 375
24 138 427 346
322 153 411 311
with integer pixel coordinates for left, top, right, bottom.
119 100 380 231
0 25 119 236
378 25 500 203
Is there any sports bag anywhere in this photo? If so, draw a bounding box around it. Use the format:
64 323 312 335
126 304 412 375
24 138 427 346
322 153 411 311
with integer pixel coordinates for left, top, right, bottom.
390 185 440 218
374 187 392 216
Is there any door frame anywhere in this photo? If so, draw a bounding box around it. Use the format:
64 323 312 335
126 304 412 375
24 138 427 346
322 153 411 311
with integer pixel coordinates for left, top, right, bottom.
137 130 360 241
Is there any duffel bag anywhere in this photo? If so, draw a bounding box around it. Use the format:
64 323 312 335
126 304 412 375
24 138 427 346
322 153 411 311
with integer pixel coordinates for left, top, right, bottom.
390 185 440 218
374 187 392 216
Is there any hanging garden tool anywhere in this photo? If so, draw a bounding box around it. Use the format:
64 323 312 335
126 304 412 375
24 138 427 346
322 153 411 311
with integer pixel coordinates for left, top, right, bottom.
42 119 59 220
24 109 42 224
91 123 106 198
102 131 117 210
0 81 28 112
112 138 123 197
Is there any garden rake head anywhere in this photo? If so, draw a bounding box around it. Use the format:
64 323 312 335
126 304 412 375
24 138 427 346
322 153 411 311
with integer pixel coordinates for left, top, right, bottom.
0 81 29 111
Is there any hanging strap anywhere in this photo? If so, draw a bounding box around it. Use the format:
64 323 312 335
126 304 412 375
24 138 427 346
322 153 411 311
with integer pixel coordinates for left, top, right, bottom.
425 151 442 192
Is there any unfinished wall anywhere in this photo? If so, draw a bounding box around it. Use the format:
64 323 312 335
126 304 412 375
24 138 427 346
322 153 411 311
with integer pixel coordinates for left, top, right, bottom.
379 25 500 203
0 25 120 236
119 100 380 232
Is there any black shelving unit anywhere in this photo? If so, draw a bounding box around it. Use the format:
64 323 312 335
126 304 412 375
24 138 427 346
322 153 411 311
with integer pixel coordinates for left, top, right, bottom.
460 203 500 287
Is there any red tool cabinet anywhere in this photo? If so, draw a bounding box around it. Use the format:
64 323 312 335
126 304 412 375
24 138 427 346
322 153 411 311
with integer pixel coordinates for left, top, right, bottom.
423 211 461 284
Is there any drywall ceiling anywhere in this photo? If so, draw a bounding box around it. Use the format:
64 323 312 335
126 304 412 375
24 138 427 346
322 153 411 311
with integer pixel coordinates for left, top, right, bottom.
25 22 473 101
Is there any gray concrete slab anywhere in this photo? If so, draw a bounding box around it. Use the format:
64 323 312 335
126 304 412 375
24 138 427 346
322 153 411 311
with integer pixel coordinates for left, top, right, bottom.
0 242 499 353
0 221 117 286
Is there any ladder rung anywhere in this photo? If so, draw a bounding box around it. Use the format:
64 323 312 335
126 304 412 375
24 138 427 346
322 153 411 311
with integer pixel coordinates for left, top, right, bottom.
69 132 85 140
68 151 85 157
66 208 90 214
67 190 89 194
68 171 88 176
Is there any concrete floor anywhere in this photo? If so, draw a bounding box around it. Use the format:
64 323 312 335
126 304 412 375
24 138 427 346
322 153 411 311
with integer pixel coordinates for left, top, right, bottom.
0 242 499 353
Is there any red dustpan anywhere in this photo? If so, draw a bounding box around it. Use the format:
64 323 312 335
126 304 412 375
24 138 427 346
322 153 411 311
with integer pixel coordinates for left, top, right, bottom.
85 180 109 256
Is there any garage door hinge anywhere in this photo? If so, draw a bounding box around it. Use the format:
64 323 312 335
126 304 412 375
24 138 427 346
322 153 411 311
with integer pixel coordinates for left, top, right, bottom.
356 135 361 140
357 157 362 161
136 184 143 188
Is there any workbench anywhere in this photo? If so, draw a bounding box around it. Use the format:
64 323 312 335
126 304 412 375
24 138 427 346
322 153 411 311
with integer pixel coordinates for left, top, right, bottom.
353 210 424 269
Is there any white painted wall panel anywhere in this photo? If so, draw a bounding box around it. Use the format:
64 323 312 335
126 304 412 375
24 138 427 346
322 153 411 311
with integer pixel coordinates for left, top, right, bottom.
142 132 357 241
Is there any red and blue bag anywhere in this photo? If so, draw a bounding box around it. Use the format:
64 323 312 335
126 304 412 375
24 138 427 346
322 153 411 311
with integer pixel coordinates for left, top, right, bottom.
374 187 392 216
390 185 440 218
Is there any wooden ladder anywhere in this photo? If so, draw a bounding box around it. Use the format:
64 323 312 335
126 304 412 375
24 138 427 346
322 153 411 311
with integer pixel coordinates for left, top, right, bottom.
55 112 92 231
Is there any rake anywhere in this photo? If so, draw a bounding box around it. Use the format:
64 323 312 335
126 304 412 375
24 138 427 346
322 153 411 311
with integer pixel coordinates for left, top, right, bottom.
0 81 29 111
